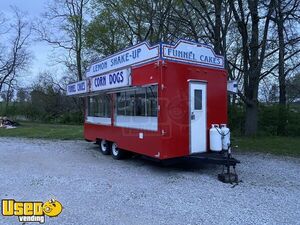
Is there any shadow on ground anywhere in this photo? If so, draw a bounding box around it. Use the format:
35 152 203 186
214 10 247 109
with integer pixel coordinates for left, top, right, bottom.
90 144 221 176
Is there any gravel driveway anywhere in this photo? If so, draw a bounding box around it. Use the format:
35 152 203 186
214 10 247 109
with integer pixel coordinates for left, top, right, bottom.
0 137 299 225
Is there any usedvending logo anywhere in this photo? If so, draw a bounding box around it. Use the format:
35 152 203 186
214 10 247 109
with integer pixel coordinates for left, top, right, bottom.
1 198 63 224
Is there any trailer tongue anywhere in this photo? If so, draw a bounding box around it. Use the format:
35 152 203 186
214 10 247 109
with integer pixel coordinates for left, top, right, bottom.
188 151 240 183
67 39 240 183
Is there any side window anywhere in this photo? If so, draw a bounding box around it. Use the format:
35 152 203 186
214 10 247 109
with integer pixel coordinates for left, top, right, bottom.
117 92 126 115
125 90 135 116
146 86 158 116
115 85 158 117
88 94 111 117
135 88 146 116
99 94 111 117
88 96 100 116
194 89 202 110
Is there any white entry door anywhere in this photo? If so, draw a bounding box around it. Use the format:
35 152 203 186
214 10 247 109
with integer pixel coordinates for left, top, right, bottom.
189 82 207 154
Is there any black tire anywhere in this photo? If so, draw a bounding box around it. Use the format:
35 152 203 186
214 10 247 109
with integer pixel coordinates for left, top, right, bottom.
99 139 111 155
111 142 125 160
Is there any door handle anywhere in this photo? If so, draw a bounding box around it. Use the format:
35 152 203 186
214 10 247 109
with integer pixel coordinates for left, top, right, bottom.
191 112 195 120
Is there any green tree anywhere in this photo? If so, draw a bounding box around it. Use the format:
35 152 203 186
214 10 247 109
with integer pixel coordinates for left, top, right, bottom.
287 73 300 103
85 7 128 56
36 0 90 81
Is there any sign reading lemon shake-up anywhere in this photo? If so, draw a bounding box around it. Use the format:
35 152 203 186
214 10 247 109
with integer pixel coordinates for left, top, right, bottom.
86 42 159 77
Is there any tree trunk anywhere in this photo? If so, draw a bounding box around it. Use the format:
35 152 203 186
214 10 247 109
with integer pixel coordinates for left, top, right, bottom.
213 0 222 54
5 84 11 113
276 0 287 135
244 77 260 136
245 102 258 136
229 0 274 136
245 0 260 136
77 50 82 81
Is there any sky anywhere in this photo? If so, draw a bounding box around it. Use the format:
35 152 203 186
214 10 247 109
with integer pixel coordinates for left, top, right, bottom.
0 0 63 87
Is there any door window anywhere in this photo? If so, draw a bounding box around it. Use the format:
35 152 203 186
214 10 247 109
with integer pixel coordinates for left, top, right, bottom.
194 89 202 110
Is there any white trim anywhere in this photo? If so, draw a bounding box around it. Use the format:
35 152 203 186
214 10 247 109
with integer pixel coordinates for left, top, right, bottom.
115 116 158 131
86 116 111 125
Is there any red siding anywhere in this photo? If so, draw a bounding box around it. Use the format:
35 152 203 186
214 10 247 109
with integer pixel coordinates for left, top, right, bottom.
84 60 227 159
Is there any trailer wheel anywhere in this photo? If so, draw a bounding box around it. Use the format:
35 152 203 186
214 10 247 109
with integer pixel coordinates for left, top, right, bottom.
100 139 111 155
111 142 125 160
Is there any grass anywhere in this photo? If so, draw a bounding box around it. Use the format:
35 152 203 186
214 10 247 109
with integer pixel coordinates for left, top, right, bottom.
233 136 300 157
0 121 299 157
0 121 83 140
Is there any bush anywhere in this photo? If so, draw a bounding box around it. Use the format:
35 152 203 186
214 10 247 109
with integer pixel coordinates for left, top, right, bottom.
258 105 279 136
0 101 83 125
228 103 245 135
229 103 300 136
286 105 300 136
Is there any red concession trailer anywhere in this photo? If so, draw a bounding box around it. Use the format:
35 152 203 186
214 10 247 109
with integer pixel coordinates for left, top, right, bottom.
67 40 239 182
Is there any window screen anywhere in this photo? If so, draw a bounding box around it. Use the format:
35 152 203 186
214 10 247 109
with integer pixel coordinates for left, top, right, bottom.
146 86 158 116
116 85 158 117
99 95 111 117
117 92 126 115
125 90 135 116
135 88 146 116
88 96 100 117
88 95 111 117
194 89 202 110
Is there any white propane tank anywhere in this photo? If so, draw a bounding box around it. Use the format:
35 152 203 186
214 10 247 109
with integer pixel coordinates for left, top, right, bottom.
220 124 230 150
209 124 222 151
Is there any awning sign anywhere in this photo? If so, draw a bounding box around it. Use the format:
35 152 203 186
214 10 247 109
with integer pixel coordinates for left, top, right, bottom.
162 40 224 69
91 68 131 92
67 80 87 96
86 42 159 77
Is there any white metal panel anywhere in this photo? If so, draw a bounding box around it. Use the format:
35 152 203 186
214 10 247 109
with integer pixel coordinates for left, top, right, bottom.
115 116 158 131
86 116 111 125
189 82 207 153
